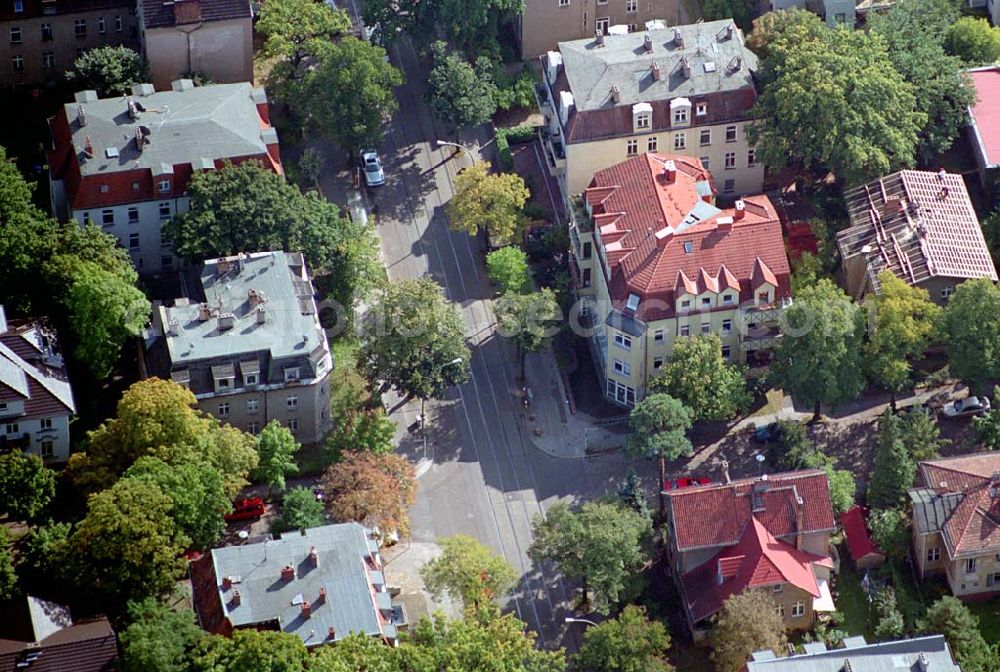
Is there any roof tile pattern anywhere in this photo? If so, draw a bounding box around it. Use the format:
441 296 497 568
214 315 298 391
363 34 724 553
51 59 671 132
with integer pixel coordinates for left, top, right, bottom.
0 321 75 419
916 453 1000 557
968 66 1000 168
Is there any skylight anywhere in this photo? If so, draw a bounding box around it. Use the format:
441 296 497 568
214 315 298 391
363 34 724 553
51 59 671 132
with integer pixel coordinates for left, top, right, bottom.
626 293 640 312
683 241 694 254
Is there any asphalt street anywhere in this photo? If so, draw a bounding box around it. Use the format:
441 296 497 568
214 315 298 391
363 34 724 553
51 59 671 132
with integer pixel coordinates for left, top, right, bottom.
366 37 659 648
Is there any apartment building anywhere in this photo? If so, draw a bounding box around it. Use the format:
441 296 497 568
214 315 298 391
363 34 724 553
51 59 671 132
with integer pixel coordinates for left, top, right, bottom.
747 635 960 672
143 251 333 444
839 170 997 304
138 0 253 89
47 80 281 276
0 0 138 88
0 305 76 464
967 66 1000 199
664 469 837 635
190 523 407 647
910 452 1000 599
569 153 790 407
769 0 855 26
516 1 681 60
537 20 764 201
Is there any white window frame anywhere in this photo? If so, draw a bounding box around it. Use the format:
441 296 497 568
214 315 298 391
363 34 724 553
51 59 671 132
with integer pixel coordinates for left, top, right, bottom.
39 417 53 430
244 373 258 386
626 0 637 11
653 357 664 369
647 136 658 152
613 332 632 351
626 139 638 156
246 399 259 414
927 547 940 562
673 132 686 150
747 147 757 167
966 558 977 573
11 54 23 72
613 359 631 377
559 0 570 6
115 15 123 31
74 18 86 36
97 16 106 33
673 107 688 124
287 395 299 409
791 601 805 618
158 179 171 193
699 129 711 146
679 324 690 337
218 402 230 416
721 319 732 334
724 152 736 169
288 418 299 432
128 232 140 249
725 125 738 143
635 113 651 130
696 102 707 116
284 367 301 382
653 329 664 343
10 26 21 44
40 440 54 459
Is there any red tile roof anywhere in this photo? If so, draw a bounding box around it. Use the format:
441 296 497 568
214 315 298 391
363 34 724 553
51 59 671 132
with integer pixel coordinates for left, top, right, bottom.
586 153 790 321
0 322 75 420
666 470 836 552
680 517 833 623
968 66 1000 168
918 453 1000 557
841 506 884 562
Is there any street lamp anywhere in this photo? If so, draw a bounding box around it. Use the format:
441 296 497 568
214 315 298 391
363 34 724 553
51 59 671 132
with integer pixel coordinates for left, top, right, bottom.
564 616 599 627
436 139 478 166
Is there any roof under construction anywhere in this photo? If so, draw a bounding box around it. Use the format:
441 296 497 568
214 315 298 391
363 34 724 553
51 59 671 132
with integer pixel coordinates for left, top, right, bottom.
838 170 997 294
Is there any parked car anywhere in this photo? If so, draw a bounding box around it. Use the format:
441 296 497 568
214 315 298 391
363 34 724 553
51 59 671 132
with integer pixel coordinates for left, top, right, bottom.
361 150 385 187
941 396 991 418
225 497 265 522
666 476 712 490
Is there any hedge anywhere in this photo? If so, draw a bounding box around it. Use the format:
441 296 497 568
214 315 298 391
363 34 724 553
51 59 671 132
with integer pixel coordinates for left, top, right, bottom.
495 125 540 171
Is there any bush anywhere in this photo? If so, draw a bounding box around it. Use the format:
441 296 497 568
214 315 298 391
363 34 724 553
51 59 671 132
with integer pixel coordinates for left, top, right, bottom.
486 247 531 294
494 66 537 111
271 487 327 533
495 125 538 172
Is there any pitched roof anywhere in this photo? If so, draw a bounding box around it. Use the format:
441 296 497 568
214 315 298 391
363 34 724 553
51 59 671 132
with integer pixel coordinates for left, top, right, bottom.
0 598 116 672
968 66 1000 169
839 170 998 294
141 0 251 29
585 153 790 321
745 635 960 672
680 517 834 623
666 470 836 552
0 316 75 419
841 506 884 562
913 452 1000 557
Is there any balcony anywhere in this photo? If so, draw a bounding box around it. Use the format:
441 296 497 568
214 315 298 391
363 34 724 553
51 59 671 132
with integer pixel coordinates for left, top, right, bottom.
0 432 31 451
739 332 782 351
542 129 566 174
570 195 594 233
740 296 793 323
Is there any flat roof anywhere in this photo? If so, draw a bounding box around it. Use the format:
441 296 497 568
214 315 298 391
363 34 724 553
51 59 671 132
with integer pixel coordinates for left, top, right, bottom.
968 66 1000 168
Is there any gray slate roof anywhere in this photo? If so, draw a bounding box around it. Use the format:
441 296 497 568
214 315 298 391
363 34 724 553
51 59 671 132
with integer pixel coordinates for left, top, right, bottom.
910 488 964 535
141 0 252 29
747 636 960 672
66 82 271 177
558 20 758 112
211 524 389 646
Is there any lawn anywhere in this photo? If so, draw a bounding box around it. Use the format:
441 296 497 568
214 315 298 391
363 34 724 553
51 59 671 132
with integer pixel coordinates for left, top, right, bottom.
967 600 1000 642
834 557 873 639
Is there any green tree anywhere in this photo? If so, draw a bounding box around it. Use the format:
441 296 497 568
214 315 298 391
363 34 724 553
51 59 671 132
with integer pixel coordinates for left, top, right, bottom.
486 246 531 294
868 0 975 161
446 161 529 245
921 596 1000 672
573 605 673 672
974 387 1000 449
616 468 651 520
746 8 826 60
790 251 825 292
0 528 17 600
322 450 417 537
119 597 206 672
68 478 188 609
872 587 905 640
652 335 751 421
868 508 911 563
360 278 470 412
302 38 403 153
194 629 308 672
253 420 300 494
326 408 397 457
623 393 693 517
495 288 561 380
16 522 72 597
945 17 1000 64
901 406 948 460
71 378 258 497
529 501 648 613
362 0 523 57
865 272 942 406
67 46 149 97
752 24 923 184
312 632 400 672
271 486 327 533
867 411 917 509
257 0 351 84
704 0 755 30
710 591 787 672
421 534 517 608
0 452 55 521
124 456 230 549
428 42 498 134
943 278 1000 392
770 279 866 420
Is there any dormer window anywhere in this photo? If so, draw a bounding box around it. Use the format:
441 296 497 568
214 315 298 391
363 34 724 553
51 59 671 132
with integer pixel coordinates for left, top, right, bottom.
696 102 707 116
158 179 171 193
670 97 691 127
284 367 301 382
632 102 653 132
673 107 688 124
626 293 640 312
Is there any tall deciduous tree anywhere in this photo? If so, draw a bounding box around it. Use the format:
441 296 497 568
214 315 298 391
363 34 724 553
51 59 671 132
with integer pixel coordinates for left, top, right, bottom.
447 161 529 246
529 502 648 613
704 0 755 30
271 486 327 533
0 528 16 601
495 288 561 380
124 456 230 550
119 597 206 672
710 591 787 672
362 0 523 57
868 508 911 562
972 387 1000 450
752 23 923 184
921 596 1000 672
865 271 942 406
427 42 497 135
651 335 751 421
67 46 149 97
770 279 866 420
746 8 826 60
322 451 417 537
194 629 308 672
943 278 1000 392
326 408 397 457
0 452 55 521
486 246 531 294
573 605 673 672
359 278 470 410
867 411 916 510
253 420 300 494
623 393 693 517
421 534 517 608
945 17 1000 64
302 38 403 154
257 0 351 84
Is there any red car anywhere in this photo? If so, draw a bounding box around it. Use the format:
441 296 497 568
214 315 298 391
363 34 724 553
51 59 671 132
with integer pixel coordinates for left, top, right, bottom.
225 497 265 522
666 476 711 490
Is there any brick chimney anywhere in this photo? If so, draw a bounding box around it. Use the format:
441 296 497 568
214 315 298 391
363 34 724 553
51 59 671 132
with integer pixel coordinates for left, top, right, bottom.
795 496 805 551
301 600 311 619
663 160 677 183
173 0 202 24
651 60 661 81
281 565 295 581
673 27 684 48
309 546 319 567
644 34 653 53
734 199 746 220
327 627 336 641
222 576 233 590
319 587 327 602
232 590 241 606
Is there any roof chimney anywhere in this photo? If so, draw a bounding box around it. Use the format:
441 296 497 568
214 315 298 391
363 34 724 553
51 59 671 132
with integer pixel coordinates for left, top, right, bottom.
256 306 267 325
644 34 653 53
651 60 661 81
232 590 241 606
734 199 746 220
722 460 731 484
77 104 87 127
663 160 677 183
680 57 691 79
917 652 929 672
83 135 94 158
327 627 336 640
595 27 605 46
795 495 805 551
611 85 620 103
725 23 734 40
990 471 1000 498
281 565 295 581
198 302 212 322
222 576 233 590
135 127 146 152
218 312 236 331
319 587 327 602
300 600 311 619
673 27 684 48
938 168 947 181
309 546 319 567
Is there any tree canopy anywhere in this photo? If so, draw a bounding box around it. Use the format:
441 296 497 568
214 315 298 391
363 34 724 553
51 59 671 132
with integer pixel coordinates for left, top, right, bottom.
68 46 149 97
573 605 673 672
447 161 529 245
420 534 517 608
651 335 751 421
921 596 1000 672
942 279 1000 391
253 420 300 494
360 278 471 402
486 246 531 294
427 42 497 132
530 501 648 613
624 393 693 515
867 411 917 510
119 597 206 672
322 450 417 537
0 452 55 521
257 0 351 84
495 288 561 379
0 528 16 601
752 20 923 184
945 16 1000 64
710 591 787 672
868 508 911 563
770 279 866 419
271 486 327 533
